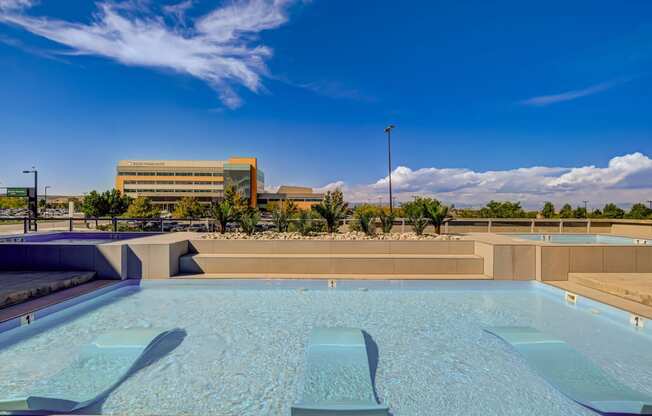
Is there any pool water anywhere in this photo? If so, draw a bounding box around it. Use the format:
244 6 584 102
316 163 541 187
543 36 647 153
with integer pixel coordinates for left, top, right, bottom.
0 232 159 244
0 281 650 416
511 233 650 245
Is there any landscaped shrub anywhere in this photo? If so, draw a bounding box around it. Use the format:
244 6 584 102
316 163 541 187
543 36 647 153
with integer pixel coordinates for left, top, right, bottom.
352 208 376 236
210 200 237 234
402 200 429 236
314 189 348 233
290 209 316 236
378 207 395 234
270 200 297 232
416 197 450 234
238 208 261 235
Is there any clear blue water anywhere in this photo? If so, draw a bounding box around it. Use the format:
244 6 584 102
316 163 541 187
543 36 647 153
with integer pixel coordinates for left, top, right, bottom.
0 232 158 244
0 281 650 416
511 233 650 245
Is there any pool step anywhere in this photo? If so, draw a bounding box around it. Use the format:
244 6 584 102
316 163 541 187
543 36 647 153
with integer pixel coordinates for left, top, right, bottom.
179 253 484 276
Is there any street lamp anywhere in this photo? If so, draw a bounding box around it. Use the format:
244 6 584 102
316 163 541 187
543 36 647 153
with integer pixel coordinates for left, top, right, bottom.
22 167 38 231
384 124 396 213
44 185 51 213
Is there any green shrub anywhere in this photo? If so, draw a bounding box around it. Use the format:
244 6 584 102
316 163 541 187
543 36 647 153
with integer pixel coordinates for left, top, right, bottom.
378 207 395 234
416 197 449 234
290 209 315 236
270 200 298 232
402 200 429 236
353 209 376 236
314 189 348 233
210 200 237 234
238 208 261 235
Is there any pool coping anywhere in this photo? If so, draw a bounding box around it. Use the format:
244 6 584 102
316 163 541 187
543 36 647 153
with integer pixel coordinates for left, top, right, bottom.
0 279 134 333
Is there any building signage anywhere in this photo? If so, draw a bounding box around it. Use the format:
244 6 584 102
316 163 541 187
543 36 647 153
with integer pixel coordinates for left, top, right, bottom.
6 187 30 197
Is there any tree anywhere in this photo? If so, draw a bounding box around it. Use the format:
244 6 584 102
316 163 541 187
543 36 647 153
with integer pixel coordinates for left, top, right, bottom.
479 201 525 218
238 207 261 235
270 200 297 232
559 203 573 218
173 197 205 219
541 202 555 219
290 209 317 236
124 197 160 218
80 189 130 217
351 206 376 236
0 197 27 209
626 203 652 219
223 182 246 210
378 207 395 234
210 200 237 234
105 189 131 216
572 206 587 219
314 189 348 233
402 199 429 235
603 203 625 219
590 208 603 218
81 191 108 218
416 197 450 234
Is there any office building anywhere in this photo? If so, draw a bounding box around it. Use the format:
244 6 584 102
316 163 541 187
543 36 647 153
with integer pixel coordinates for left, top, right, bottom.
115 158 263 211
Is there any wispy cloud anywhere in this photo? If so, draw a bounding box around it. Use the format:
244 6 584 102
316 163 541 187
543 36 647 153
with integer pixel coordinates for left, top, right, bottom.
322 153 652 207
520 79 626 107
296 81 375 102
0 33 71 63
0 0 300 109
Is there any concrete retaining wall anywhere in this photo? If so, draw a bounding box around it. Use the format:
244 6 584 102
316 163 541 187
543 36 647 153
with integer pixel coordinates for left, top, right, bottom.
536 245 652 281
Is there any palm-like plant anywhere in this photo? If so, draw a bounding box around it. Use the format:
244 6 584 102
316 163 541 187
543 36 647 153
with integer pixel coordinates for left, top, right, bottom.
402 200 429 236
271 200 297 232
354 209 376 236
291 209 314 236
238 208 261 235
313 189 348 234
418 197 450 234
378 207 395 234
210 200 237 234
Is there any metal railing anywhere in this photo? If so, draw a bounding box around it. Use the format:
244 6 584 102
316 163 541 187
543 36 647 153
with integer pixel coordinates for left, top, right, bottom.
1 216 651 235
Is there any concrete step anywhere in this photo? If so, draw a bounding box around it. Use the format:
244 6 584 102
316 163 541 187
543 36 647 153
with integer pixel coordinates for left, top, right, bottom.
179 253 484 276
175 273 491 280
189 239 476 255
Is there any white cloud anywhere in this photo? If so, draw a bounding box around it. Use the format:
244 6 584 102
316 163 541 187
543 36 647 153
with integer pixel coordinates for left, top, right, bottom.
322 152 652 208
0 0 298 108
520 79 624 106
0 0 34 11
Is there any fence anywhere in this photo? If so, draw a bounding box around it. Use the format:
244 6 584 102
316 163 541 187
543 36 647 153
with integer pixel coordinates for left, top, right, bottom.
2 216 652 237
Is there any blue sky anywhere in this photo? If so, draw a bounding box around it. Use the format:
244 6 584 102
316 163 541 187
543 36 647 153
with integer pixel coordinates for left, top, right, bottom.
0 0 651 207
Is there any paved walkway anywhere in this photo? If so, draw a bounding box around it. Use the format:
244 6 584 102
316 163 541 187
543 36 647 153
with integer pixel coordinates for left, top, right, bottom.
548 276 652 319
0 271 96 309
0 279 118 323
570 273 652 307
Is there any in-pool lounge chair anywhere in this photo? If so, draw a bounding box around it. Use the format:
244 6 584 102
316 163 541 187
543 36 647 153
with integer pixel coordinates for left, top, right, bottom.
486 326 652 415
292 327 390 416
0 328 185 414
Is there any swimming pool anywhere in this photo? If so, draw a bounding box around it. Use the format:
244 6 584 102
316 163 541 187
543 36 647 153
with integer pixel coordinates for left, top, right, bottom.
0 232 159 245
0 280 650 415
511 233 650 245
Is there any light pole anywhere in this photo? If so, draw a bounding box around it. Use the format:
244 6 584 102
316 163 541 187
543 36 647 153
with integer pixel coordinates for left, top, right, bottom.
384 124 396 213
22 167 38 231
44 185 51 214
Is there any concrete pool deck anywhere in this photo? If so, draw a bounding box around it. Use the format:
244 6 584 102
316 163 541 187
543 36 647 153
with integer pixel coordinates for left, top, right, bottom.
0 271 96 309
548 278 652 320
0 278 118 323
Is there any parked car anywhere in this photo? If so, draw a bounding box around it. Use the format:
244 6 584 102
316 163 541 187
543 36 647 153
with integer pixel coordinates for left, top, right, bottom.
188 223 209 232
